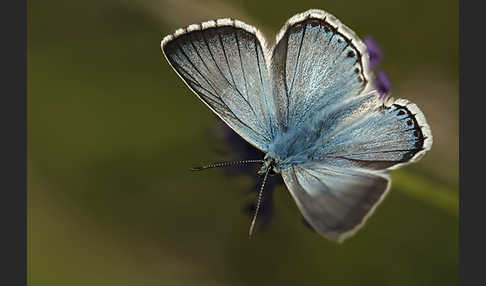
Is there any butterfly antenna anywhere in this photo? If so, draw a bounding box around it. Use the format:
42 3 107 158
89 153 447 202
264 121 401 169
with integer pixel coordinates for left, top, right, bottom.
248 166 270 238
190 159 263 171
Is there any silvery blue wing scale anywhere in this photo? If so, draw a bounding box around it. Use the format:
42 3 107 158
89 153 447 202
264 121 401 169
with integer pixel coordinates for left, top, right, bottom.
161 9 432 243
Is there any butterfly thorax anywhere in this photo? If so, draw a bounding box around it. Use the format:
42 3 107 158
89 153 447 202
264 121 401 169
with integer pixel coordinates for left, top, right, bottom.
261 124 322 174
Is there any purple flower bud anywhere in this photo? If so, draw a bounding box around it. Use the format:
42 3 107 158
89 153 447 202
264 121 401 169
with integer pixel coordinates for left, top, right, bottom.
376 71 391 99
364 36 382 69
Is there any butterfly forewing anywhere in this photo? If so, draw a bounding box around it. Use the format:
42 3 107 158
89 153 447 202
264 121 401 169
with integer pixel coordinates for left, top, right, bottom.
162 20 278 151
270 9 371 129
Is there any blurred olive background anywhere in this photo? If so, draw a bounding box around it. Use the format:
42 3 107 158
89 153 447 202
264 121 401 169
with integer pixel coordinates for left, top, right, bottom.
28 0 458 285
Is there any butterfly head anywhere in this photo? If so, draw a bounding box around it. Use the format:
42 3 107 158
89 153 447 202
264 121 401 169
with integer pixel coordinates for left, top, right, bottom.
258 153 281 176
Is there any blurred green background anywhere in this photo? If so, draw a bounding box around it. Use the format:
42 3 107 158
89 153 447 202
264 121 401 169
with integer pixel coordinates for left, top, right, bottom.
28 0 458 285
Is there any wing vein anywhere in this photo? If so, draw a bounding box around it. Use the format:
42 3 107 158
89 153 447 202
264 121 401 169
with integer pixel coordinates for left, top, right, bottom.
253 38 272 134
234 30 249 100
330 149 423 157
217 32 266 133
254 38 265 87
172 53 237 117
178 42 267 139
301 168 354 208
188 35 216 84
176 43 220 97
287 22 307 123
201 31 234 92
217 33 241 95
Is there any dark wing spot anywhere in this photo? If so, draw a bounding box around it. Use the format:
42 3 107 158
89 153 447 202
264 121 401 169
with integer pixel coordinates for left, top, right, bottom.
347 50 356 58
309 19 321 27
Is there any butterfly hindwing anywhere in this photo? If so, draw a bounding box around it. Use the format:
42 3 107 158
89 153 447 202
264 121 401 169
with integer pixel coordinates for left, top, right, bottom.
162 19 278 151
282 164 390 242
309 96 433 171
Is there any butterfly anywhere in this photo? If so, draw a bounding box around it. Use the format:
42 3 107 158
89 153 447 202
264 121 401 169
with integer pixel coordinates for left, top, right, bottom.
161 9 432 242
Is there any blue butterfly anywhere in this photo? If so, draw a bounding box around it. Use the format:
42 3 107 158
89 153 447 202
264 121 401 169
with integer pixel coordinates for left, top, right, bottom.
161 9 432 242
